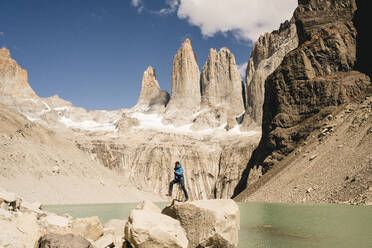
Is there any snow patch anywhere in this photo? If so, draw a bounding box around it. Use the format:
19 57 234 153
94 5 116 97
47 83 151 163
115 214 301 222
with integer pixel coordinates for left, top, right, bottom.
59 116 117 131
131 112 259 136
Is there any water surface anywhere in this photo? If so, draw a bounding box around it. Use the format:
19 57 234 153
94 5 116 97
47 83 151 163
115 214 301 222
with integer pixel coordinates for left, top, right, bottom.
44 202 372 248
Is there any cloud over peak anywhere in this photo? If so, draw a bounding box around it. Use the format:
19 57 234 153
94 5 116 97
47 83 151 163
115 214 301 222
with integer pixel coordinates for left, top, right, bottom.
177 0 297 41
131 0 298 42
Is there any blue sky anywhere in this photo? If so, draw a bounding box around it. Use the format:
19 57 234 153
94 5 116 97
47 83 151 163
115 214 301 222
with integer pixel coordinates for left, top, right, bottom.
0 0 297 110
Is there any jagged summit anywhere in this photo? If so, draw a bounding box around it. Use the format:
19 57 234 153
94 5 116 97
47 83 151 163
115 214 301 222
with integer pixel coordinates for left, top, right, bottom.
241 18 298 128
200 47 244 115
134 66 169 112
0 47 37 99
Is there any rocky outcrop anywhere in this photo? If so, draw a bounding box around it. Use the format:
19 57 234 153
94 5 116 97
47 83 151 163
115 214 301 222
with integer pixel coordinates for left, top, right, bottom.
0 48 37 99
125 201 188 248
234 0 371 198
242 19 299 127
162 199 240 248
200 48 244 115
164 39 201 125
134 66 169 112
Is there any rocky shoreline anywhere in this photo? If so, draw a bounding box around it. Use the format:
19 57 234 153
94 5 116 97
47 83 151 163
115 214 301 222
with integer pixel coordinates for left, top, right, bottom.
0 189 240 248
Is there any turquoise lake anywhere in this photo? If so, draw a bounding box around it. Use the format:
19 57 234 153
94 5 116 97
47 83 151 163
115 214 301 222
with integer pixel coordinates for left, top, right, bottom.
44 202 372 248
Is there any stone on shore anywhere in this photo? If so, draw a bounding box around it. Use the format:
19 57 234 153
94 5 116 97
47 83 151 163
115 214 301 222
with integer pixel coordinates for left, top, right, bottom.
103 219 126 247
71 216 104 241
125 201 188 248
40 214 71 235
38 233 94 248
94 234 115 248
16 212 42 248
162 199 240 248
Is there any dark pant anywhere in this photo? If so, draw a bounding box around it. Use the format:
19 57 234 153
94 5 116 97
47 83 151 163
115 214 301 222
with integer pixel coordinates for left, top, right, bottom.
169 179 189 200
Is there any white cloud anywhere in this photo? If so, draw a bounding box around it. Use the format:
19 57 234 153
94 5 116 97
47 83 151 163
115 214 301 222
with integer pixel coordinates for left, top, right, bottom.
131 0 297 42
131 0 142 7
177 0 297 41
0 32 4 37
157 0 179 15
131 0 178 15
237 62 248 78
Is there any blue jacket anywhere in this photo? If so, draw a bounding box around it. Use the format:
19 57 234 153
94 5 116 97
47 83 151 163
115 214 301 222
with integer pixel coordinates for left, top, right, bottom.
174 164 184 183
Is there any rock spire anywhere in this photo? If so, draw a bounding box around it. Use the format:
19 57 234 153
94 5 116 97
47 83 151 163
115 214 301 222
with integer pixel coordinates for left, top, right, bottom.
134 66 169 112
200 47 245 115
166 39 201 111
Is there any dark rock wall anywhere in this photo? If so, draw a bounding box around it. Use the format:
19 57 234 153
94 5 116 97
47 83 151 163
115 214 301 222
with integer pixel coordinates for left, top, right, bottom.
234 0 371 197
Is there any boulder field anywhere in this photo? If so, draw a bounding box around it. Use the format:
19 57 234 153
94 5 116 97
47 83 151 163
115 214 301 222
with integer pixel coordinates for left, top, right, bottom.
0 189 240 248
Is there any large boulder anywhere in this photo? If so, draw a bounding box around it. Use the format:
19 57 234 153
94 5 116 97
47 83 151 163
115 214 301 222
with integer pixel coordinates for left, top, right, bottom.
39 214 71 235
125 201 188 248
71 216 104 241
162 199 240 248
94 234 115 248
0 212 41 248
16 212 42 248
38 233 94 248
103 219 126 248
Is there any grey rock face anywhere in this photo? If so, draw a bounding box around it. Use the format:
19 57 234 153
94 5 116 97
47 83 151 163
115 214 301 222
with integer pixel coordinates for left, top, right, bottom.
79 136 258 201
242 19 299 128
164 39 201 125
134 66 169 112
200 48 244 116
168 39 201 108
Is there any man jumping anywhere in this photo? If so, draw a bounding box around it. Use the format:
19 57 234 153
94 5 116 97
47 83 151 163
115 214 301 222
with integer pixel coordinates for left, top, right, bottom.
167 161 189 201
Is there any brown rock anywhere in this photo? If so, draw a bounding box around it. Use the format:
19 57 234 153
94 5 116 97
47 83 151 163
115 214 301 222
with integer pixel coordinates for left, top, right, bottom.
234 0 371 198
38 233 94 248
0 48 37 98
242 19 299 127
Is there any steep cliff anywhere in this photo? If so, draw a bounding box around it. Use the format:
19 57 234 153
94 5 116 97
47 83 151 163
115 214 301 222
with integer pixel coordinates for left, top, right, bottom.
200 47 245 115
77 132 259 201
234 0 371 201
164 39 201 126
242 19 299 127
0 48 37 99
